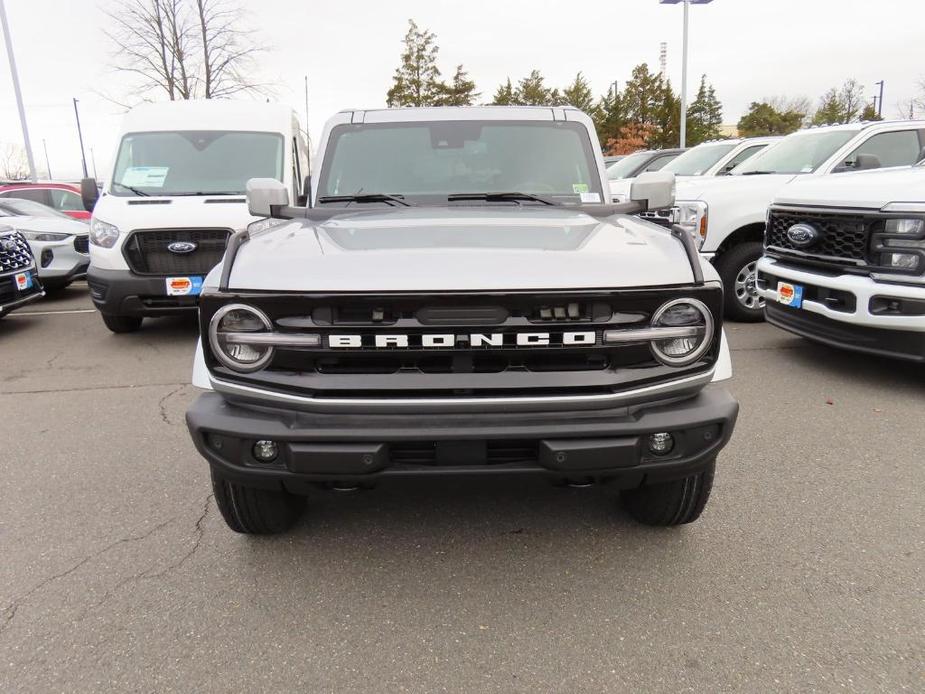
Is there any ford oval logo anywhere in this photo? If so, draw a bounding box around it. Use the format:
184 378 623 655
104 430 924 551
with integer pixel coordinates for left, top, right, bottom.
167 241 198 254
786 223 819 248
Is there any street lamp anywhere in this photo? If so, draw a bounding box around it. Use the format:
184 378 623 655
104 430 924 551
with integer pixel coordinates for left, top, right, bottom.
659 0 714 148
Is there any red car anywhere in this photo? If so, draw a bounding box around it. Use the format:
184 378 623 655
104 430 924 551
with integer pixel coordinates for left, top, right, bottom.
0 182 90 220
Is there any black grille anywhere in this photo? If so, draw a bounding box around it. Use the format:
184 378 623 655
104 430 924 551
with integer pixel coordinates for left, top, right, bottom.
73 235 89 254
0 231 33 274
124 229 230 275
766 209 869 265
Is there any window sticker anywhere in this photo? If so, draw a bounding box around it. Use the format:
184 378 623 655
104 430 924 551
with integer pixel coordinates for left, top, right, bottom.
121 166 169 188
572 183 589 193
580 192 601 203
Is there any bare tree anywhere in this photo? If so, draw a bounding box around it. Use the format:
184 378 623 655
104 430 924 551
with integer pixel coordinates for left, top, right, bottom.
0 144 29 181
106 0 267 102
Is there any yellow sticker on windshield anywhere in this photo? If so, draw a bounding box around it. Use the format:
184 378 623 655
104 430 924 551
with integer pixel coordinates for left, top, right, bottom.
572 183 589 193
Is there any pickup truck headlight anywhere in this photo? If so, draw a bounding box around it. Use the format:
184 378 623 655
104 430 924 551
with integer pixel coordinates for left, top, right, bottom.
89 218 121 248
674 201 708 248
209 304 276 372
884 219 925 235
19 230 70 242
872 210 925 274
648 298 714 366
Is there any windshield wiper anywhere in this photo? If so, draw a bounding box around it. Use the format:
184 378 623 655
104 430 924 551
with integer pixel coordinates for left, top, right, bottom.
164 191 245 196
111 182 150 197
738 170 777 176
317 193 412 207
447 192 560 206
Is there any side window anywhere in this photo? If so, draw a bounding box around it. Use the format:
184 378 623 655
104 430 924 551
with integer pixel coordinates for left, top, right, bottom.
724 145 765 171
838 130 921 170
49 189 83 211
1 188 50 205
645 154 677 172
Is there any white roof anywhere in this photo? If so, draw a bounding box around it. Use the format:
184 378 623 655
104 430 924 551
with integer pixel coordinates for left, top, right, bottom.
120 100 296 134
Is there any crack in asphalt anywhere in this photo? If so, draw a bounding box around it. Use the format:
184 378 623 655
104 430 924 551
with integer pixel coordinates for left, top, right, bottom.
0 518 177 636
0 382 190 396
157 385 187 426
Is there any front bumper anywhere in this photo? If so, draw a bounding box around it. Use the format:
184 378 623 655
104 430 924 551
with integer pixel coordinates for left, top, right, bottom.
0 267 43 316
29 236 89 284
757 257 925 361
186 387 739 491
87 267 200 317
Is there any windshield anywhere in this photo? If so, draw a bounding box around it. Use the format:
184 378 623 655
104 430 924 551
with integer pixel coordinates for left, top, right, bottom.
733 130 859 175
318 121 602 204
606 152 653 180
662 143 737 176
111 130 284 196
0 198 71 219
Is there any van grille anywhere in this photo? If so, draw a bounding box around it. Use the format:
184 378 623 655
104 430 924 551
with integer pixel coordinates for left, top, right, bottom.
123 229 230 275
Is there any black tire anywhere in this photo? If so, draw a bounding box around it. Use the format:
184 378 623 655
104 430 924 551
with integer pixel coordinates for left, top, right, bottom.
211 469 306 534
101 313 143 333
41 280 71 295
716 241 765 322
621 460 715 526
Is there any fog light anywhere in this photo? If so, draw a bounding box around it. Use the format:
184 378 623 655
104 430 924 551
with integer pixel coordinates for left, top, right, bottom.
647 432 675 456
40 248 53 268
252 439 278 462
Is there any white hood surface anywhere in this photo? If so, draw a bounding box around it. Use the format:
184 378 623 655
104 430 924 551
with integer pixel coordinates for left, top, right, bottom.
773 166 923 209
226 207 699 292
94 194 257 232
9 215 88 236
675 172 798 202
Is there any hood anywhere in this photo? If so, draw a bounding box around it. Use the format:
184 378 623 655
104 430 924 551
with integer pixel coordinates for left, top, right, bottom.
773 166 922 209
92 194 258 232
226 206 696 292
675 172 798 202
8 216 88 236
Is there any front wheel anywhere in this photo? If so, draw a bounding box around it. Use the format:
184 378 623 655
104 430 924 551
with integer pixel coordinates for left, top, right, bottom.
716 242 765 322
101 313 143 333
211 469 306 534
621 460 715 526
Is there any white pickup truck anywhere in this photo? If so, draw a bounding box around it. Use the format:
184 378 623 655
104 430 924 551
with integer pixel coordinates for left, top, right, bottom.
673 120 925 321
757 164 925 362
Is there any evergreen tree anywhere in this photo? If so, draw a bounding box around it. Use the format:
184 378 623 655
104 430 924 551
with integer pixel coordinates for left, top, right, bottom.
812 88 845 125
386 20 443 107
860 103 882 121
593 85 627 148
686 75 723 145
812 79 866 125
562 72 596 113
621 63 664 131
737 102 804 136
651 79 681 149
517 70 553 105
437 65 480 106
492 78 517 105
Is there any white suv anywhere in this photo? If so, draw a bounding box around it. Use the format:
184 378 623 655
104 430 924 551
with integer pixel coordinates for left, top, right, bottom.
757 164 925 361
673 120 925 321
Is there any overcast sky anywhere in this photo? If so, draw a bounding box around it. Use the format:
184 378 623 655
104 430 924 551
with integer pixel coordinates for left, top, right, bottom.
0 0 921 180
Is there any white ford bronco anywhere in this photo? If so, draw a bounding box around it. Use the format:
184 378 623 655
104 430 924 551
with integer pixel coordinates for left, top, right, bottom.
758 163 925 361
184 106 738 534
673 120 925 321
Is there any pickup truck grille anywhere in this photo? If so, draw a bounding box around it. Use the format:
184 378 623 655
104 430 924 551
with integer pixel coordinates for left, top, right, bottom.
123 229 230 275
0 231 33 274
199 288 723 402
766 208 870 265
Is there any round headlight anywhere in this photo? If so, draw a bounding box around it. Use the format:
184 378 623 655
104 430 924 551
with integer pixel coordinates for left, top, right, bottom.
649 298 714 366
209 304 274 373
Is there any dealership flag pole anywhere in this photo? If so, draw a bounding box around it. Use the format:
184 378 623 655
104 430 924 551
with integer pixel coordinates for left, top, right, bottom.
0 0 37 181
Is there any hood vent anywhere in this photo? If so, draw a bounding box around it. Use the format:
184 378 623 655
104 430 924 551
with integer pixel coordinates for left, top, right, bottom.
127 199 172 205
204 198 246 204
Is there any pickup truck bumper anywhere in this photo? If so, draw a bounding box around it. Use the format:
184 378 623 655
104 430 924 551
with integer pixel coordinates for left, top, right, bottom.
186 387 739 492
87 267 201 317
757 257 925 361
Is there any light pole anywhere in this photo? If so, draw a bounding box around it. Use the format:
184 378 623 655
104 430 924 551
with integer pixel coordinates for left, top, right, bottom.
874 80 884 117
660 0 714 148
0 0 37 181
73 98 88 178
42 138 51 179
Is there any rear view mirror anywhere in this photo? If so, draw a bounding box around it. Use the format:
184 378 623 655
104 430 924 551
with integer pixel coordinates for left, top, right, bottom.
630 171 676 210
246 178 289 217
80 177 99 212
854 153 881 171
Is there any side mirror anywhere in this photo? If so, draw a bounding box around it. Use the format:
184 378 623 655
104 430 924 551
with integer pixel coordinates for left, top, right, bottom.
80 177 99 212
630 171 676 210
246 178 289 217
854 153 881 171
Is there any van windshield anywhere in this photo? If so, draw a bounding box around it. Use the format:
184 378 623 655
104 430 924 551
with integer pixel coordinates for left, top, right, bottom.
110 131 284 196
317 121 603 204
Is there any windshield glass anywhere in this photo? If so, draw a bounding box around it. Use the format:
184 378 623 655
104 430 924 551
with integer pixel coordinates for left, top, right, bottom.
606 152 653 180
318 121 602 204
662 143 737 176
733 130 858 175
0 198 71 219
111 131 284 196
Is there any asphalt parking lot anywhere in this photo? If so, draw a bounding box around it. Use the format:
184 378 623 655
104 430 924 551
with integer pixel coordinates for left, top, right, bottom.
1 284 922 693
